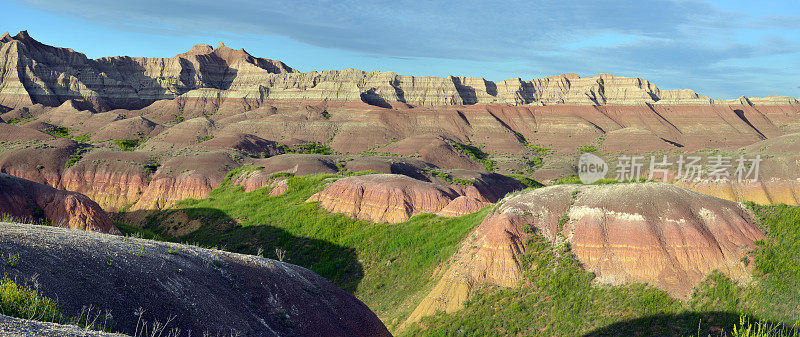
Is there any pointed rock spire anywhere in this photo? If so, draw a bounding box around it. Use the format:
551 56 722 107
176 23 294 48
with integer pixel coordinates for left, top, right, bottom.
14 30 31 40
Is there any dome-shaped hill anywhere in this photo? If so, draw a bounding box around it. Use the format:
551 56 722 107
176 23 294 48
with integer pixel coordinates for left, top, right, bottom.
92 116 164 141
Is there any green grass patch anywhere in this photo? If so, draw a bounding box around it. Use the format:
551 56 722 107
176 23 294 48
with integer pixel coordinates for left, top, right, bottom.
43 126 71 139
72 134 91 143
507 174 544 189
64 147 89 168
112 139 140 151
296 143 334 155
578 145 598 153
131 174 487 329
429 169 472 185
0 276 66 323
450 142 496 171
142 159 160 174
553 174 621 185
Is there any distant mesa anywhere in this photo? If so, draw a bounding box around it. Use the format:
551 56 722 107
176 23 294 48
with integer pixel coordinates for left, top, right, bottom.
1 30 798 114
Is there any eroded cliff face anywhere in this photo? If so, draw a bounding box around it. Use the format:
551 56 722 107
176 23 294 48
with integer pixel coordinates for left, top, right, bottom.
2 31 798 113
407 183 765 323
0 31 295 112
0 172 119 233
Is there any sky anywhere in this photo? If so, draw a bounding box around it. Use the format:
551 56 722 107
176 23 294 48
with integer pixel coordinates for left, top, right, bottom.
3 0 799 99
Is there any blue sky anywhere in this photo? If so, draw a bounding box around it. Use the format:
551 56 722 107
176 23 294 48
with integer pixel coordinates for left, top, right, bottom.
3 0 799 98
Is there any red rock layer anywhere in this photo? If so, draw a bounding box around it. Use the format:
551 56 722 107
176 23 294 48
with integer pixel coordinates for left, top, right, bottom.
0 172 119 234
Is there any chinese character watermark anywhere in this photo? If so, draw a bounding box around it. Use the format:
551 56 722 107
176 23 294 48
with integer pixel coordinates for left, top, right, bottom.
578 154 762 184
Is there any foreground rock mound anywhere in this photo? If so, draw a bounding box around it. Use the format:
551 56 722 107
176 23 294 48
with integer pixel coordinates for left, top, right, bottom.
0 173 118 234
0 223 391 337
408 183 765 322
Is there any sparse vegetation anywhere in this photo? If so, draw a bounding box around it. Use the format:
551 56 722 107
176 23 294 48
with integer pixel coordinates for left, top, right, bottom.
429 169 472 185
554 174 621 185
44 126 71 138
507 174 544 189
269 172 295 179
142 159 160 174
578 145 598 153
65 147 89 168
113 139 140 151
196 135 214 143
5 253 20 267
296 143 334 155
0 276 66 323
73 134 91 143
450 142 496 171
6 117 28 125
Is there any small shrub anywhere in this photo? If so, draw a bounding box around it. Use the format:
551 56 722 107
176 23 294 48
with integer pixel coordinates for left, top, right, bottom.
73 134 91 143
5 253 20 267
0 276 65 323
142 159 160 174
44 126 71 138
270 172 295 179
112 139 140 151
65 147 89 168
296 143 333 155
578 145 598 153
196 135 214 143
557 213 569 231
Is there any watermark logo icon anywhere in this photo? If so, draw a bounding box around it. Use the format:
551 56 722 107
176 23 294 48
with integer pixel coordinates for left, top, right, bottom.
578 153 608 184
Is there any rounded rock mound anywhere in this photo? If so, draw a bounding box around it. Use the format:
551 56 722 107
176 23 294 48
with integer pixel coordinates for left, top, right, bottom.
308 174 462 223
0 223 391 337
408 182 765 322
0 173 118 234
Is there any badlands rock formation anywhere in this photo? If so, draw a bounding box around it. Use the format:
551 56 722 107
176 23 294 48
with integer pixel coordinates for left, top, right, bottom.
408 183 765 322
0 222 391 337
0 173 118 233
0 31 797 215
307 173 522 223
2 31 798 111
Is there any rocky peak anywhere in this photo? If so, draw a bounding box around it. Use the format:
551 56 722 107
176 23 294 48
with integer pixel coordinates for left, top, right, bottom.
181 43 214 55
0 32 10 42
